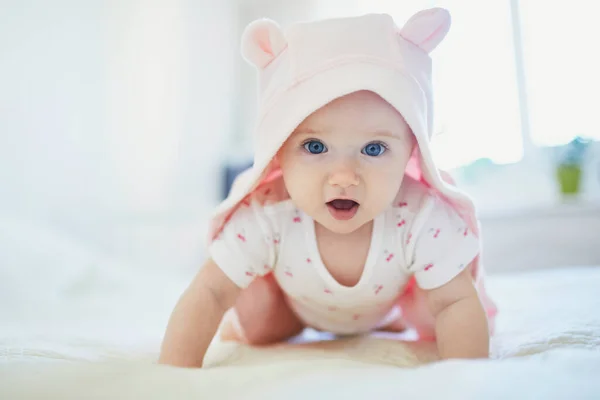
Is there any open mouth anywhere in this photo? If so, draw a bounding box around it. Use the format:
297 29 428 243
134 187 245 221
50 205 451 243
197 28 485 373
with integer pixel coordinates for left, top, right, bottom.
326 199 359 220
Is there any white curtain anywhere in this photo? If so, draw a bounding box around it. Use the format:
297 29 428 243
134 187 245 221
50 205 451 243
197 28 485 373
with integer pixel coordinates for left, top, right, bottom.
519 0 600 146
0 0 238 278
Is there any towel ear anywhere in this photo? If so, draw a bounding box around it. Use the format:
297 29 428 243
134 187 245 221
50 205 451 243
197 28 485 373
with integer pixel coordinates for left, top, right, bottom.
398 8 451 53
241 19 287 69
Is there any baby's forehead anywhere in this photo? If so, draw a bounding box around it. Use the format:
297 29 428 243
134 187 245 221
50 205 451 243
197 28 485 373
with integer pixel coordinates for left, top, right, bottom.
309 91 395 118
293 92 411 140
295 90 409 133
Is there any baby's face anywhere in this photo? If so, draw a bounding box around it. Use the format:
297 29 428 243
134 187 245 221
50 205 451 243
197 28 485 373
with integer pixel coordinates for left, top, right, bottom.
279 90 414 234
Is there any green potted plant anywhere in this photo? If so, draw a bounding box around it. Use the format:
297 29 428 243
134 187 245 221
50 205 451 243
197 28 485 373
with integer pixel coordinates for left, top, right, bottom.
556 136 590 197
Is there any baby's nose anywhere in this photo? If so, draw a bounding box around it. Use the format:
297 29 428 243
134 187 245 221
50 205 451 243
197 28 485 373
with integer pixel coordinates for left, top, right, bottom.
327 160 359 188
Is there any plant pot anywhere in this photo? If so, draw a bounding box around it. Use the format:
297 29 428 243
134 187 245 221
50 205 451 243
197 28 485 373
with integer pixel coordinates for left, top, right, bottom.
556 164 582 195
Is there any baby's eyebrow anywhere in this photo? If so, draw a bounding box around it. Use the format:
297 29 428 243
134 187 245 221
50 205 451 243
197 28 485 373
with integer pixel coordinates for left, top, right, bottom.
364 129 410 142
292 127 408 140
293 127 323 135
372 129 397 138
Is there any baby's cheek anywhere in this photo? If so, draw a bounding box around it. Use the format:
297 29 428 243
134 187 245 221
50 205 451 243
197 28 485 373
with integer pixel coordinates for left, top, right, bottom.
283 167 320 204
294 173 315 192
376 166 403 189
373 171 403 204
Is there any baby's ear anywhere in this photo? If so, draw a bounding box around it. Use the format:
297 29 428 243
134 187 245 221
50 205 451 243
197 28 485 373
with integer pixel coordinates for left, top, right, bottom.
241 19 287 69
398 8 451 53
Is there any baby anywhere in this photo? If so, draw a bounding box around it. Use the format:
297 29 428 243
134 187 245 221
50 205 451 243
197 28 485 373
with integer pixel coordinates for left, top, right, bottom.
159 8 497 368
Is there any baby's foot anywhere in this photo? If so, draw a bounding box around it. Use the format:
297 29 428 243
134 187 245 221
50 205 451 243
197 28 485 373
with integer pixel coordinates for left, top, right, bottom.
377 317 409 333
219 310 247 343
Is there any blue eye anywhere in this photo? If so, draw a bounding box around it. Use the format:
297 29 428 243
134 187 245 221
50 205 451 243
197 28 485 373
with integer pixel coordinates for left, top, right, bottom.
303 140 327 154
362 142 387 157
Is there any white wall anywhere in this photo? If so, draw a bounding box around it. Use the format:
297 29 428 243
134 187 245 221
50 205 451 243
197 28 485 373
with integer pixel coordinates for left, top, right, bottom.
480 203 600 274
0 0 238 274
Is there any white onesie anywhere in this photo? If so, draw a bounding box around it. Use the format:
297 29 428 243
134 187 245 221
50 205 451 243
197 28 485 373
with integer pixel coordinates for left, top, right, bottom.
209 177 480 335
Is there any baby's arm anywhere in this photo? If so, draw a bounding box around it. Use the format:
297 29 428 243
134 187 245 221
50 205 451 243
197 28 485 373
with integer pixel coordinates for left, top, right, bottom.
424 265 489 359
158 258 240 368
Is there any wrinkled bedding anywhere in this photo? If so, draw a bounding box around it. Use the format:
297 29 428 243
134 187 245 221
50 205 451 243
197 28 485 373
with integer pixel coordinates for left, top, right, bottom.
1 266 599 399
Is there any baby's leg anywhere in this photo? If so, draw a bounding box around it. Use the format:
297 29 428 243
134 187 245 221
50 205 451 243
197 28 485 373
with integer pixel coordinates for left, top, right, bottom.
220 273 305 345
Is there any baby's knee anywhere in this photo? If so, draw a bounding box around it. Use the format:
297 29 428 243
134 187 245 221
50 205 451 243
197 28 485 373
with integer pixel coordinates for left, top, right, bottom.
241 273 282 309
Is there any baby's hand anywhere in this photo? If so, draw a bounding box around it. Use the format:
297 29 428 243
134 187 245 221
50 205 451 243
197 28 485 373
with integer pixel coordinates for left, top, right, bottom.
158 259 240 368
424 267 490 359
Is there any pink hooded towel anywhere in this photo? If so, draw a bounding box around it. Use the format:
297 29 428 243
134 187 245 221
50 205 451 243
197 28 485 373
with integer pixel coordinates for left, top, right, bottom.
207 8 497 333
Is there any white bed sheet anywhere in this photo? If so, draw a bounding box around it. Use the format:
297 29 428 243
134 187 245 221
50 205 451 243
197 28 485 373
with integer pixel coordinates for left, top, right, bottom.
1 265 599 399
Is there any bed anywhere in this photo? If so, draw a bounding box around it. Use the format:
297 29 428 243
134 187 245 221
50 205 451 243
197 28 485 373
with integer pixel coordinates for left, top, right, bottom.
1 244 599 399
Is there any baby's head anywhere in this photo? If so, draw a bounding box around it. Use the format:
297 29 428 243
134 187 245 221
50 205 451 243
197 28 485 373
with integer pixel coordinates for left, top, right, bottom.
209 10 477 245
278 90 415 234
